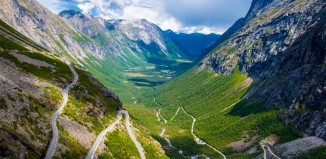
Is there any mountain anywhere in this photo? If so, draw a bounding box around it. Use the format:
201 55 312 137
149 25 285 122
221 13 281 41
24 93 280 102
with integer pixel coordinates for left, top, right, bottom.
127 0 326 158
163 30 220 58
1 0 326 158
58 10 196 101
199 0 326 139
0 3 172 158
58 10 185 59
0 0 195 102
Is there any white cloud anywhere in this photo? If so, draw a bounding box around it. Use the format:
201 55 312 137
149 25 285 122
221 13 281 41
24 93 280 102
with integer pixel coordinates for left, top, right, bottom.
37 0 252 34
77 2 95 13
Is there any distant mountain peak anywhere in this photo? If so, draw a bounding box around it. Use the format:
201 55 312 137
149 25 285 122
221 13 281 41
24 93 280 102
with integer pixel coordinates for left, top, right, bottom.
59 10 82 18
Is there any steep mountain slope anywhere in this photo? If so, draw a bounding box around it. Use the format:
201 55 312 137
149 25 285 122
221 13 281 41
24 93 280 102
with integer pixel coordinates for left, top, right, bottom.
164 30 220 58
0 1 195 103
200 0 326 139
0 18 116 158
128 0 326 158
0 18 167 158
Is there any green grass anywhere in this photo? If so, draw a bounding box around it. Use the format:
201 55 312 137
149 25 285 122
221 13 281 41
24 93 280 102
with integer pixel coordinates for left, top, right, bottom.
43 87 62 108
0 19 48 52
63 69 121 134
102 126 140 158
294 146 326 159
0 34 28 51
59 34 67 44
127 68 297 158
0 34 72 88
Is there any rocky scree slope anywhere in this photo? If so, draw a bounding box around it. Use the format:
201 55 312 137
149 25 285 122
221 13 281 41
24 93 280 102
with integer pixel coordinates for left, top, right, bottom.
0 18 126 158
200 0 326 140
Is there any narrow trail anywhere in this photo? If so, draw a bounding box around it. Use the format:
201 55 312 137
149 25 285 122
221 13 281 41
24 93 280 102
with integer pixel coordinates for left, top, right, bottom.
260 142 281 159
153 97 167 123
87 110 146 159
45 61 78 159
153 96 226 159
180 107 226 159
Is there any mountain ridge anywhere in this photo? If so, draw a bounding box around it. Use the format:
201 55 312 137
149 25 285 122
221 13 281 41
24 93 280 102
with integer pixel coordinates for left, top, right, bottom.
163 29 220 59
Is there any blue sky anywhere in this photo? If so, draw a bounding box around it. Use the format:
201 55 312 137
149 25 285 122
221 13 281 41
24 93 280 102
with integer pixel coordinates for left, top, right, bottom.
37 0 252 34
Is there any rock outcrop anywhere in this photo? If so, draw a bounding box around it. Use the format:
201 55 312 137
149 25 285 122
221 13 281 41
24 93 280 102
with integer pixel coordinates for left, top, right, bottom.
200 0 326 139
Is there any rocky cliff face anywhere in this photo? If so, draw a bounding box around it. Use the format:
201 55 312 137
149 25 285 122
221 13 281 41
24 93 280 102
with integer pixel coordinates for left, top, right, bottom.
0 0 90 60
200 0 326 140
59 10 185 59
0 17 123 158
0 0 188 66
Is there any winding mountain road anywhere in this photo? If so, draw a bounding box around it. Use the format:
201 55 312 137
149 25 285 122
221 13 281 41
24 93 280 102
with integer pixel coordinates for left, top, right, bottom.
154 101 226 159
154 97 167 123
45 62 78 159
260 142 281 159
86 112 123 159
121 110 146 159
180 107 226 159
86 110 146 159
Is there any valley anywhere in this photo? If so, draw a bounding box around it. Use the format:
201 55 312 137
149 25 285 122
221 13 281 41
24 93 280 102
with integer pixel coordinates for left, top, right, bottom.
0 0 326 159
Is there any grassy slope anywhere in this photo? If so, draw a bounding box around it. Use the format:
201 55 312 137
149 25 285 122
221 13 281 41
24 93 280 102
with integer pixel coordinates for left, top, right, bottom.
127 68 297 158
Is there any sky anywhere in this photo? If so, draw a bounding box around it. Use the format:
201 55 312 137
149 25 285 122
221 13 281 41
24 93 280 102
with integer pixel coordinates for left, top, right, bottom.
37 0 252 34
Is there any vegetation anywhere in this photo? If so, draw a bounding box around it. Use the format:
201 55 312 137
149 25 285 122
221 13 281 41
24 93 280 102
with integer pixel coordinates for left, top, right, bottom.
102 126 139 158
0 19 124 158
126 68 297 158
294 146 326 159
0 19 47 52
63 69 120 134
0 33 72 88
0 99 6 109
57 124 87 159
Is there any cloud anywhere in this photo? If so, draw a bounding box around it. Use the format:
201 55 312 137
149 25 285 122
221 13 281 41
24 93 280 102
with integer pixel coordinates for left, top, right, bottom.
77 2 95 13
37 0 252 34
164 0 252 29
